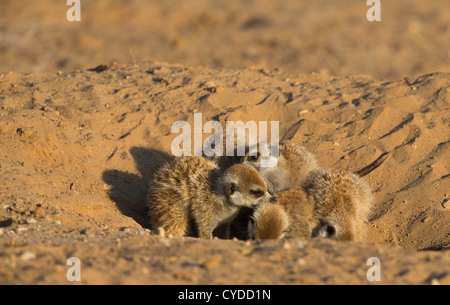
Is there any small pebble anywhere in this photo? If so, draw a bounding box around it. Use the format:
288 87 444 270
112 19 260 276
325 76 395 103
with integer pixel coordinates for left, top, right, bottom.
138 229 148 236
202 256 222 270
121 227 132 234
283 240 291 250
431 278 440 285
152 227 166 238
26 218 37 224
16 226 28 233
20 251 36 261
442 199 450 211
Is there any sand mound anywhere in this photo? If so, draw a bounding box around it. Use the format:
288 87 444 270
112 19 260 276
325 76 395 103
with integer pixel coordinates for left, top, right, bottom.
0 62 449 284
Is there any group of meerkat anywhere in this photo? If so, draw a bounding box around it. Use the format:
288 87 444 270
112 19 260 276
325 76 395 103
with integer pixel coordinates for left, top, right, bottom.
147 141 374 242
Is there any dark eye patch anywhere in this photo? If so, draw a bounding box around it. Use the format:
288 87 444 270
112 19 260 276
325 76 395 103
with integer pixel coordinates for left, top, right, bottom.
250 189 264 198
248 152 261 161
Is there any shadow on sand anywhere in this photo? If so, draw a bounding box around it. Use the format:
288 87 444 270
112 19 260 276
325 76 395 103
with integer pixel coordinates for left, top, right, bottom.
102 147 173 229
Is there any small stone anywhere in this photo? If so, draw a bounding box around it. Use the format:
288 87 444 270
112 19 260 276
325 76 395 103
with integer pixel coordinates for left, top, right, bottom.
138 229 148 236
202 256 222 270
442 199 450 211
34 207 45 218
15 226 28 233
20 251 36 261
103 184 114 191
431 278 440 285
174 271 197 281
296 241 304 249
152 227 166 238
80 227 94 235
120 227 132 234
283 240 291 250
26 218 37 224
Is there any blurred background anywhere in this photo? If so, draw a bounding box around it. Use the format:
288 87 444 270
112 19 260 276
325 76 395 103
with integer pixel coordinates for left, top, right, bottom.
0 0 449 80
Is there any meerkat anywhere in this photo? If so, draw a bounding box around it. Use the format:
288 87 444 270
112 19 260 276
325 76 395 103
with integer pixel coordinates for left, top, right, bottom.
147 156 273 239
242 141 320 195
207 141 318 239
203 138 318 234
302 168 374 241
250 188 317 240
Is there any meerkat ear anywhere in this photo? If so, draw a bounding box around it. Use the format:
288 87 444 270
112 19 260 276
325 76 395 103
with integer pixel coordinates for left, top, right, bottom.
226 182 236 196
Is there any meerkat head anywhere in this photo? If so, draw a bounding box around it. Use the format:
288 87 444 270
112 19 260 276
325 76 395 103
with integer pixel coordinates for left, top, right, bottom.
220 164 274 208
303 169 372 241
249 201 289 240
242 143 281 194
311 203 357 241
242 143 279 170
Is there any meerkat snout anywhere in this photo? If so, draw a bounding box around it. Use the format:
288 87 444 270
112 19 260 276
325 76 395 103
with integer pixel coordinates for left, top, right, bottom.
221 164 272 208
314 222 337 239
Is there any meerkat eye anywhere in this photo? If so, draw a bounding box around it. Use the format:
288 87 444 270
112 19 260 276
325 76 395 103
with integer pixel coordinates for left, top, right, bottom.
250 189 265 198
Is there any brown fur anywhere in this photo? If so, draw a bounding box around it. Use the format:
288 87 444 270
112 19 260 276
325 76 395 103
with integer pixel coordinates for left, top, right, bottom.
243 141 320 194
147 156 272 239
252 203 289 240
302 168 374 241
252 189 317 240
209 141 319 239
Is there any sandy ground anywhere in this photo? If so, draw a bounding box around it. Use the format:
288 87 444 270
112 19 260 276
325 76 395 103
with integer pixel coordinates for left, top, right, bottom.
0 0 449 285
1 0 450 80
